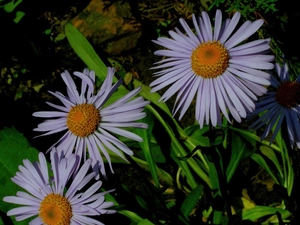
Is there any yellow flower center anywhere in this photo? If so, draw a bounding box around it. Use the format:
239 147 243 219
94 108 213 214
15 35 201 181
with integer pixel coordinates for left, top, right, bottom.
191 41 229 78
39 194 72 225
67 103 100 137
275 81 300 108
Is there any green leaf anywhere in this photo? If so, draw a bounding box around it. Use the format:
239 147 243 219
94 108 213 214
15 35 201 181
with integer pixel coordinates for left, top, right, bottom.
259 145 283 180
229 126 280 152
3 0 23 13
137 219 155 225
0 127 39 224
226 133 253 183
133 79 172 117
184 125 210 147
180 185 204 219
211 135 223 146
0 215 3 225
134 111 160 188
135 142 166 163
251 153 279 184
242 206 290 221
135 195 149 211
131 156 173 187
206 157 221 191
13 11 25 24
104 191 148 224
65 23 112 82
275 130 294 196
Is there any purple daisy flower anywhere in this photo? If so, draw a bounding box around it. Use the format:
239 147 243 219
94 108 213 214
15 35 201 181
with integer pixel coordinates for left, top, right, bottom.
150 10 274 128
33 67 149 178
3 149 116 225
248 62 300 149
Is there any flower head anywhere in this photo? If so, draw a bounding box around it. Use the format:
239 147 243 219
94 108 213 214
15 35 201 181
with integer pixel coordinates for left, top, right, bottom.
3 150 116 225
248 62 300 149
33 67 149 178
150 10 274 128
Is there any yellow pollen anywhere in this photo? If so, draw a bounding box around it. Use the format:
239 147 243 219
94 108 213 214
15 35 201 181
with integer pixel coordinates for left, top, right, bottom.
39 194 72 225
67 103 100 137
275 81 300 108
191 41 229 78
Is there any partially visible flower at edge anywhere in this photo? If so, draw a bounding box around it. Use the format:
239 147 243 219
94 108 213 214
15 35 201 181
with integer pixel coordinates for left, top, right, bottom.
150 9 274 128
3 149 116 225
248 62 300 149
33 67 150 178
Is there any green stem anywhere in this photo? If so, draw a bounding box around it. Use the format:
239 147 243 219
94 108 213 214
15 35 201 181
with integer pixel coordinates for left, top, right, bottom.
146 104 211 189
170 115 210 171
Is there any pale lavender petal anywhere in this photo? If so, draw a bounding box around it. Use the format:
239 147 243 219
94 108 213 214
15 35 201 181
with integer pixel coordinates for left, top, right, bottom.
61 71 81 103
219 11 240 43
225 19 263 49
213 9 222 40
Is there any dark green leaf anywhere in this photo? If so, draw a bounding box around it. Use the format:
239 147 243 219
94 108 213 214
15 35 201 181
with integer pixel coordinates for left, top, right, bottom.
184 125 210 147
180 185 204 219
260 145 283 180
226 133 252 183
0 127 40 224
251 153 279 184
134 112 160 187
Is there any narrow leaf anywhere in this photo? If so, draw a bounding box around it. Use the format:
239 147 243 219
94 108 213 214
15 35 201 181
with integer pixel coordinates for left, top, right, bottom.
242 206 290 221
180 185 204 219
134 111 159 187
251 153 279 184
229 126 280 152
260 145 283 180
137 219 155 225
226 133 253 183
65 23 112 82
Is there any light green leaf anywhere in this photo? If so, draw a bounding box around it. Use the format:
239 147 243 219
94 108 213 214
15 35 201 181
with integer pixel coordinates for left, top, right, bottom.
137 219 155 225
242 206 290 221
65 23 112 82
